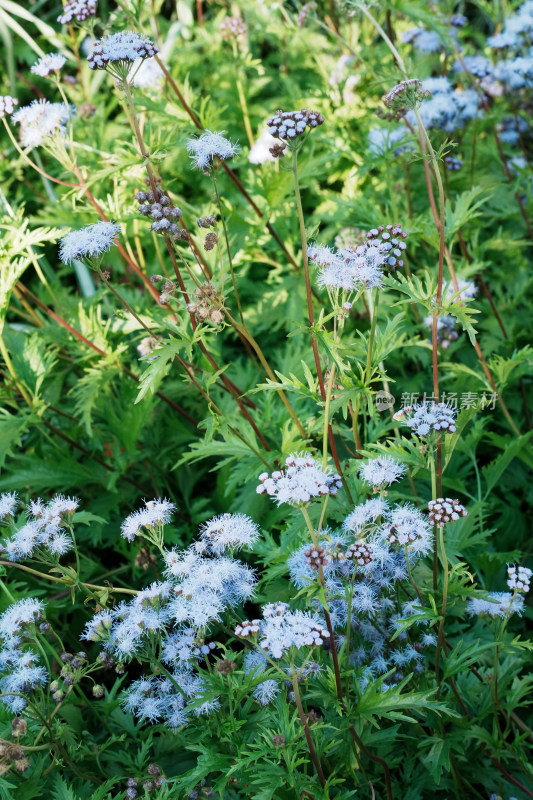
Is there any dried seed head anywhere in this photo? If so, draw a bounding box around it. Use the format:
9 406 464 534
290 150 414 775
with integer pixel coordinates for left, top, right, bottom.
272 733 286 748
159 293 170 305
11 718 27 738
161 280 176 293
215 658 237 675
7 746 24 761
383 79 430 114
92 684 105 698
150 274 164 284
197 215 217 229
13 758 30 774
204 232 218 251
209 308 225 325
197 306 209 322
147 764 161 776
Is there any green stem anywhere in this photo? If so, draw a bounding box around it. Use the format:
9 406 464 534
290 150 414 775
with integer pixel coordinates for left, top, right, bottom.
289 670 326 788
434 526 449 689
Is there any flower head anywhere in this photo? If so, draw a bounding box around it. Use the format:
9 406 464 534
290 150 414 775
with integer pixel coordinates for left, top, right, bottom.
59 221 121 264
120 498 175 542
466 592 524 617
12 99 73 148
395 402 457 436
87 31 158 73
382 505 433 556
256 453 342 506
428 498 467 527
197 513 259 555
507 564 531 593
58 0 97 24
359 456 406 489
0 492 18 521
31 53 67 77
0 95 18 118
186 130 240 170
266 108 324 145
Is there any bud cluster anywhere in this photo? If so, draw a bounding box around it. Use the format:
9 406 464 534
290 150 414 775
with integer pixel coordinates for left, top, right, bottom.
125 764 165 798
383 79 430 115
366 224 408 272
345 542 374 565
444 155 462 171
0 742 29 776
266 109 324 144
235 619 261 638
187 282 226 325
304 545 328 569
149 275 177 306
136 188 183 237
197 215 216 229
220 16 247 40
58 0 97 24
0 96 18 118
88 32 158 71
507 564 531 594
427 498 467 527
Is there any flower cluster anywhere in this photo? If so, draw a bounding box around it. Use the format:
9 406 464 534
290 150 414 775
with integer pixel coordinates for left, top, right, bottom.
186 130 240 170
12 99 74 148
59 221 121 265
467 592 524 618
424 314 459 348
359 456 406 489
30 53 67 78
507 564 531 593
195 513 260 555
0 95 18 118
136 188 183 237
0 600 48 713
266 109 324 144
428 498 468 527
87 32 159 72
382 506 433 555
0 493 78 561
58 0 97 24
395 402 457 435
365 224 408 271
120 498 175 542
257 453 342 505
308 241 386 292
237 603 330 659
220 16 247 40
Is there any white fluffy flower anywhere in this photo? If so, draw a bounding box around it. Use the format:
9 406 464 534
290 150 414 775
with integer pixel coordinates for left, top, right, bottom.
0 95 18 118
244 603 330 659
197 513 259 555
31 53 67 77
248 128 278 164
466 592 524 617
343 498 388 534
186 130 240 170
0 492 18 520
359 456 406 488
59 221 121 264
120 498 175 542
0 599 45 642
382 505 433 556
257 452 342 506
309 241 386 292
12 99 74 148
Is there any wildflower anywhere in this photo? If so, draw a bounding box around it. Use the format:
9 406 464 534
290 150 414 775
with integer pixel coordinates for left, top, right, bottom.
396 402 457 435
428 498 467 527
359 456 406 489
12 99 74 148
58 0 97 24
186 130 240 170
365 224 408 272
253 679 280 705
256 452 342 505
453 55 493 78
220 16 247 40
132 57 165 89
59 221 121 264
248 128 279 164
196 513 259 555
507 564 531 593
382 505 433 556
30 53 67 77
308 241 386 292
87 32 158 74
0 95 18 118
120 498 175 542
266 109 324 144
137 336 159 358
0 492 18 521
345 542 374 565
384 79 429 114
444 156 462 171
254 603 331 659
466 592 524 617
343 498 388 534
